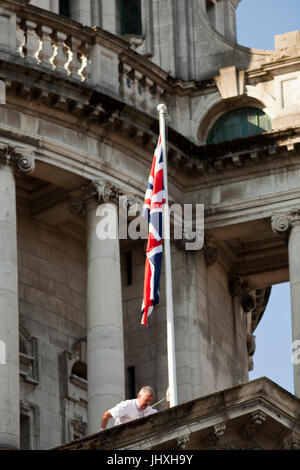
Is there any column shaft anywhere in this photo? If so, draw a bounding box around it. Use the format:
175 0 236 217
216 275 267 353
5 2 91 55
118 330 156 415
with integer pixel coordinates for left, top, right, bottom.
288 224 300 397
86 200 125 433
0 164 19 449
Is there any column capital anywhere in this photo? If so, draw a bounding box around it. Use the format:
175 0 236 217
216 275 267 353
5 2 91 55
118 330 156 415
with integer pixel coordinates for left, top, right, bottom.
271 208 300 236
0 144 35 175
68 178 140 215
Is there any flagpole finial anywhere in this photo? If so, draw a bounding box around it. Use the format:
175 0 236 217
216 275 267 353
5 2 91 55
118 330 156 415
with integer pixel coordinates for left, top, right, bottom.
157 103 167 114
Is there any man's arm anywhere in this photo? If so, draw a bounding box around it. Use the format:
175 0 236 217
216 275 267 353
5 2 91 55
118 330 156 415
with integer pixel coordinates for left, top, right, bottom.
165 387 170 409
100 411 112 430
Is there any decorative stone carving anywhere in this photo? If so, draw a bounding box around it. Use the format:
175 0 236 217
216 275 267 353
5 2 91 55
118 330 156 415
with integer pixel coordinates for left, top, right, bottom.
203 233 218 266
19 325 39 386
59 338 87 443
200 423 227 448
242 410 267 440
69 414 87 441
0 144 36 175
229 275 257 312
214 424 226 440
246 333 256 371
68 178 123 215
271 208 300 236
282 432 300 450
68 197 85 215
176 434 190 450
229 275 259 370
16 154 36 174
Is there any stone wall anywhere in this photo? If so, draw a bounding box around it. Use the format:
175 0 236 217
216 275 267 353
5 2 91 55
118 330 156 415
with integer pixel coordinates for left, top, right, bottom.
17 210 86 449
121 241 248 408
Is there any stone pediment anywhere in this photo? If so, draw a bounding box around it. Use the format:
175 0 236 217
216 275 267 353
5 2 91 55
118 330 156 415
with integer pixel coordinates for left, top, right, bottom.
52 377 300 450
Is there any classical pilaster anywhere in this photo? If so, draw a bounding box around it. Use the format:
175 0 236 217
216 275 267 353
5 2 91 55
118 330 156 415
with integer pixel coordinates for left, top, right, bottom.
0 145 35 449
272 209 300 398
70 178 125 434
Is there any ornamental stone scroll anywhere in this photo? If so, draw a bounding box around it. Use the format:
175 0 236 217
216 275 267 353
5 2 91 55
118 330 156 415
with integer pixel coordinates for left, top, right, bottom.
271 208 300 236
68 178 123 215
0 144 36 175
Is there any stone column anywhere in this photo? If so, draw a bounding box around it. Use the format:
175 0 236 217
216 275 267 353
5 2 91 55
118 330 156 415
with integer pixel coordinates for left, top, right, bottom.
0 147 35 449
272 209 300 398
70 179 125 433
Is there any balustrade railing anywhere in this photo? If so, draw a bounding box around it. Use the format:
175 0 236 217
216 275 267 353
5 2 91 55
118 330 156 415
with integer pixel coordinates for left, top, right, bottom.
1 0 169 116
15 16 91 82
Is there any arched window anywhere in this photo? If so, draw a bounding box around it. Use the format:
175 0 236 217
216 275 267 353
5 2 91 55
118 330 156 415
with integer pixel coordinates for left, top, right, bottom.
59 0 71 18
207 107 272 144
120 0 142 36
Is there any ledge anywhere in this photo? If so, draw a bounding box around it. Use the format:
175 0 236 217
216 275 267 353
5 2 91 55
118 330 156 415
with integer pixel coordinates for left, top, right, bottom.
51 377 300 450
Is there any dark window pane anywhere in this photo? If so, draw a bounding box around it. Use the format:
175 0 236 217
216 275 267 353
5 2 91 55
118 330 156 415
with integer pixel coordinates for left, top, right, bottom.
207 107 272 144
59 0 71 18
72 361 87 380
121 0 142 36
127 366 136 399
20 414 30 450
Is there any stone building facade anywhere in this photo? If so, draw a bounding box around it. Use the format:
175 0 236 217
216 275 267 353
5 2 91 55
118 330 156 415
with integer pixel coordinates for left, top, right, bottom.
0 0 299 450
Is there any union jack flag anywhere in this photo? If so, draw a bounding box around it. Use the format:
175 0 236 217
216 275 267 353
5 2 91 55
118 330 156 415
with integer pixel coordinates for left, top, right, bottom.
141 136 165 326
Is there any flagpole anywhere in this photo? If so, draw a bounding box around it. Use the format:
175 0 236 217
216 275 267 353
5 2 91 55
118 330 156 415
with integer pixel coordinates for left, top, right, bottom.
157 103 178 407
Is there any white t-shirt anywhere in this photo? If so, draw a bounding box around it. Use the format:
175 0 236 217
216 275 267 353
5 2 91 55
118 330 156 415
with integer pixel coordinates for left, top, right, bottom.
109 399 157 426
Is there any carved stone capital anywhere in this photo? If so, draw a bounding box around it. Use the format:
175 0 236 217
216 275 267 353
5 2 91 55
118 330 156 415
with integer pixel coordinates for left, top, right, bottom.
176 434 190 450
90 178 120 204
16 153 36 174
68 197 85 215
0 144 36 175
282 432 300 450
214 424 226 440
201 423 226 448
242 410 267 440
68 179 128 215
271 208 300 236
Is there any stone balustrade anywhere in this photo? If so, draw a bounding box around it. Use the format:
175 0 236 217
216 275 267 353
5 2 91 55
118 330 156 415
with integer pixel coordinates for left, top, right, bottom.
118 60 167 116
15 13 92 82
0 0 169 117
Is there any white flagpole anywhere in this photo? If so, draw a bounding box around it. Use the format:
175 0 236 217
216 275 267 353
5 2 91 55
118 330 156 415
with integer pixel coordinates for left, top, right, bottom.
157 103 178 407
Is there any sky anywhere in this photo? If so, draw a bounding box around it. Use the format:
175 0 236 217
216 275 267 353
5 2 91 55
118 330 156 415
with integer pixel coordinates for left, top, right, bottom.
236 0 300 394
236 0 300 50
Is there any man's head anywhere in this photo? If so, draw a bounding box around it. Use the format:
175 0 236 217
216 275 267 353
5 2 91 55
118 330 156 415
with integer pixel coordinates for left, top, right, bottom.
137 386 155 410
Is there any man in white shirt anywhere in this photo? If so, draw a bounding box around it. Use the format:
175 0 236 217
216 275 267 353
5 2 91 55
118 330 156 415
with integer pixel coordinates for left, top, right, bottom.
100 386 158 430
